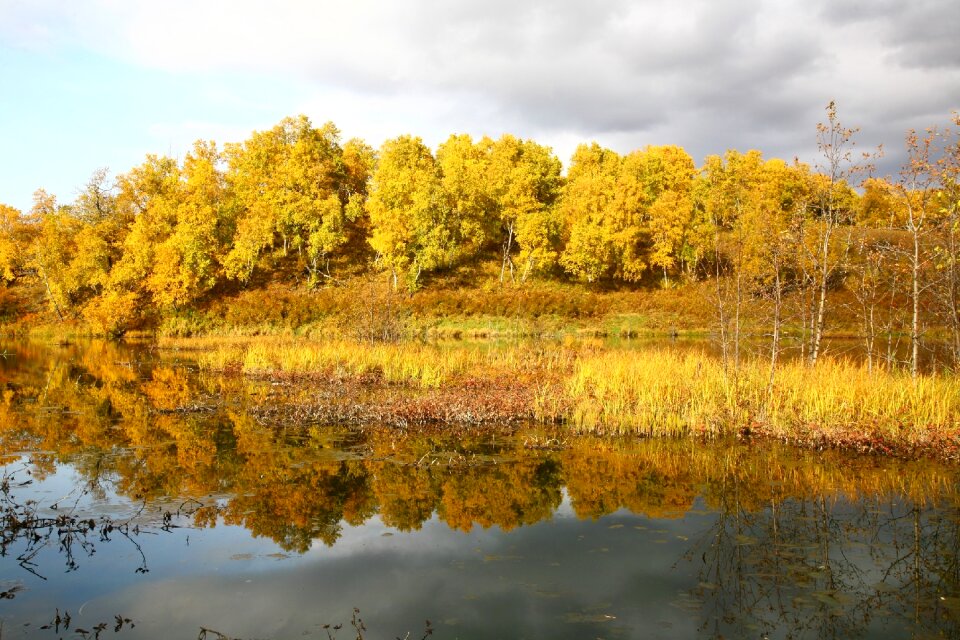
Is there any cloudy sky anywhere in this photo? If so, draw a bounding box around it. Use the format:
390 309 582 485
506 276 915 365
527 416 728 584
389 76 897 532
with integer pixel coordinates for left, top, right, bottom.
1 0 957 212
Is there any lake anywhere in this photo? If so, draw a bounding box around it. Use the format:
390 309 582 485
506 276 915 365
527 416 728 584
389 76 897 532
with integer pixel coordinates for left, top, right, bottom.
1 340 958 639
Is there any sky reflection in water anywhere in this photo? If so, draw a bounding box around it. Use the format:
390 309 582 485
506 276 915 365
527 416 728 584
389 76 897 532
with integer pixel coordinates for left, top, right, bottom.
0 340 958 639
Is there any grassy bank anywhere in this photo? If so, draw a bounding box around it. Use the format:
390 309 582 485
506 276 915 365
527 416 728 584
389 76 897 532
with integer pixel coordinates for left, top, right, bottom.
189 337 960 460
3 256 905 345
0 270 738 340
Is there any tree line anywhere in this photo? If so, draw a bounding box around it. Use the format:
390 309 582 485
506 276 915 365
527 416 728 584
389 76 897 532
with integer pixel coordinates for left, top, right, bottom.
0 106 958 369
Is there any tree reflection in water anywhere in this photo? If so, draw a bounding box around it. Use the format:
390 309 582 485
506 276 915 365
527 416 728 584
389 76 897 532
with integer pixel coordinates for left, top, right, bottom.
1 339 958 638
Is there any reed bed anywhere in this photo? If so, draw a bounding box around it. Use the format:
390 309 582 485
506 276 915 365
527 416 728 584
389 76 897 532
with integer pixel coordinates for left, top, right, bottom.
196 338 578 388
555 351 739 436
555 350 960 450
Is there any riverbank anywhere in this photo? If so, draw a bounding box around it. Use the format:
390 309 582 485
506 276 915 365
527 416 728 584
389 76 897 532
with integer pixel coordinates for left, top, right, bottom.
2 276 715 340
6 267 892 342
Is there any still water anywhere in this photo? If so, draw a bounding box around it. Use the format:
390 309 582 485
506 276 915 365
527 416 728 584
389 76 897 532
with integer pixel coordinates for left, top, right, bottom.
1 341 958 639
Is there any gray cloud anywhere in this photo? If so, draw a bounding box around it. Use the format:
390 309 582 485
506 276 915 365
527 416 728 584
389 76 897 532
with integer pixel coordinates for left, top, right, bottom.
294 0 957 170
817 0 960 69
2 0 958 190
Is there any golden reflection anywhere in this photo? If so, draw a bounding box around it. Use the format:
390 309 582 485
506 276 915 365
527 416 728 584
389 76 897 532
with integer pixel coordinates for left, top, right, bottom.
1 340 958 553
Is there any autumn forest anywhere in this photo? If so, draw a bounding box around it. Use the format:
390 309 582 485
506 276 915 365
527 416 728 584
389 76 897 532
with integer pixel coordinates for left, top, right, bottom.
1 105 959 376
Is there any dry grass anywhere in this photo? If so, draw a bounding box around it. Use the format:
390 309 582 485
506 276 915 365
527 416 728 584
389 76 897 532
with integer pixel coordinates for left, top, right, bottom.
188 336 960 457
194 337 578 388
554 350 960 451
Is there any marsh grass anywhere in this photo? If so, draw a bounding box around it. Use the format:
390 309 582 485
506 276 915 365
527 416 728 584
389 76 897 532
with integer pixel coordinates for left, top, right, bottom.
190 336 960 455
195 338 577 388
557 350 960 448
558 351 737 436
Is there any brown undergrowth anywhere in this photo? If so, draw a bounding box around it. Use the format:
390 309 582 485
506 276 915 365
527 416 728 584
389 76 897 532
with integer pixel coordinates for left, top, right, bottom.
742 422 960 461
245 373 564 431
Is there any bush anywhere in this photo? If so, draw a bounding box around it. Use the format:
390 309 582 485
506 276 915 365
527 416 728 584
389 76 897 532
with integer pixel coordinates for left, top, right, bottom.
338 276 410 343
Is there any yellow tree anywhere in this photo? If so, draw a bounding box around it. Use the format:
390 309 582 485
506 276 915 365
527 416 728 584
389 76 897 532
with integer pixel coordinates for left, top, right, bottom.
753 159 810 385
436 133 495 262
148 140 228 310
89 154 181 333
0 204 26 284
26 189 78 320
561 143 700 285
435 133 564 283
559 143 622 282
63 169 130 308
701 150 766 368
224 116 352 285
339 137 377 259
112 154 181 290
487 135 563 282
618 145 700 284
367 135 453 290
932 114 960 366
892 128 940 377
341 137 376 199
849 176 904 370
858 177 903 227
807 101 873 366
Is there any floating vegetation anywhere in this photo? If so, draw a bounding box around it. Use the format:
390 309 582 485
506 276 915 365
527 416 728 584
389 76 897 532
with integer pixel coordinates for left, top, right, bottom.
321 608 433 640
1 465 137 578
38 609 135 639
194 608 432 640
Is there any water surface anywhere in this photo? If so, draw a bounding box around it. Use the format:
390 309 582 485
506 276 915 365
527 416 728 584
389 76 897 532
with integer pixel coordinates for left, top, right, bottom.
1 340 957 639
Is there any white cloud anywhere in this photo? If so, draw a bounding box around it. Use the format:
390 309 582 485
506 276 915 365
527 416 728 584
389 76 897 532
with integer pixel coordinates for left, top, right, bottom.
2 0 958 172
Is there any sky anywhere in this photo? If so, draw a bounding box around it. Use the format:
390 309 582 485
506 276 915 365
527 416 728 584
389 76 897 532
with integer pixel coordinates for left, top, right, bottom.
1 0 958 213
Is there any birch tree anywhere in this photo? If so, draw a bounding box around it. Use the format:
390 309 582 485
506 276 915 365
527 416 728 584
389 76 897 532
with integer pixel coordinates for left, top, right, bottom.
367 135 452 290
808 101 874 366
